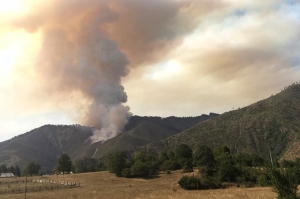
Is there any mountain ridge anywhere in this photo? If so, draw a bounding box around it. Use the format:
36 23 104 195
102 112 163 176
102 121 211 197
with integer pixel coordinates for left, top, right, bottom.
0 114 217 171
144 84 300 162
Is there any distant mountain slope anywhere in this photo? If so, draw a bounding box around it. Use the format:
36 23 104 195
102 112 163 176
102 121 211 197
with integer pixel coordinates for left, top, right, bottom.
0 125 92 171
86 114 218 159
145 84 300 162
0 114 217 171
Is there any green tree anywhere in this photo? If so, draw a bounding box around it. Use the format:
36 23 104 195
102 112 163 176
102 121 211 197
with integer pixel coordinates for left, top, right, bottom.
267 166 299 199
0 165 7 173
217 158 239 182
107 151 128 177
74 158 98 173
175 144 193 160
130 160 149 177
193 145 215 168
23 162 41 176
158 152 168 164
175 144 193 168
14 165 21 177
74 159 86 173
214 146 239 182
9 166 14 173
56 153 72 174
213 145 230 162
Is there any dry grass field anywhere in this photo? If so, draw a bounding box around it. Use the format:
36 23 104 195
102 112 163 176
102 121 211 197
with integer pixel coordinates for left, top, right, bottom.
0 170 279 199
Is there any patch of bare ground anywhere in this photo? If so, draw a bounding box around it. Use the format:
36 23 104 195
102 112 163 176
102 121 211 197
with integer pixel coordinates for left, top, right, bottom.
0 170 278 199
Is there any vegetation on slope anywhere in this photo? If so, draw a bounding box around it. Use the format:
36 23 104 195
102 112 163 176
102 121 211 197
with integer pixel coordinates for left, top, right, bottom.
0 114 216 171
146 83 300 162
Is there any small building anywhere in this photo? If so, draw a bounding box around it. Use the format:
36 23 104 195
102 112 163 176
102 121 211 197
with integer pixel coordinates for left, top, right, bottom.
0 173 14 178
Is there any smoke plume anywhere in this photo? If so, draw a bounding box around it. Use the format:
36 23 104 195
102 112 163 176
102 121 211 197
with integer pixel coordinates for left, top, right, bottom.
13 1 132 143
9 0 220 142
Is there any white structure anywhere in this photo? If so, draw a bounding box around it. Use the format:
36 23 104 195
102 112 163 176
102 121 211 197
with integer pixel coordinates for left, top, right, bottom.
0 173 14 178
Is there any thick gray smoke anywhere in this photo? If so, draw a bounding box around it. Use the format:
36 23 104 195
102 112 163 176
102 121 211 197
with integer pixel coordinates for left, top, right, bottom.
14 1 132 143
11 0 217 142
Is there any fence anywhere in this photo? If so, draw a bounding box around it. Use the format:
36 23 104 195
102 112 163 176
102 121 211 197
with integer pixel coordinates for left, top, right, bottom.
0 179 80 195
32 179 80 187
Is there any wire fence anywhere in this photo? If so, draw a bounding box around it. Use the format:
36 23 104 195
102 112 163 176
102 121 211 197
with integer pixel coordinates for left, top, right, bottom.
0 179 80 195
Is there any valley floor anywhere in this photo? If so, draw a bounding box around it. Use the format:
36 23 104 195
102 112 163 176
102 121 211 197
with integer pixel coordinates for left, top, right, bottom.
0 170 278 199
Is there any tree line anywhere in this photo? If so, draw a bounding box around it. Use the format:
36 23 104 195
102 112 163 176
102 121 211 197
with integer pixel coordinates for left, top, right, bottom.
104 144 300 199
3 144 300 198
104 144 267 180
0 165 21 177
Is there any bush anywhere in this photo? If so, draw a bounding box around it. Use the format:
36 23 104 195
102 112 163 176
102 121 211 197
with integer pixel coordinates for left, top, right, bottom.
178 175 201 190
235 167 258 185
193 146 215 168
149 161 159 176
130 161 149 177
122 168 131 178
181 159 193 173
198 166 214 178
202 177 221 189
267 166 299 199
257 174 270 187
106 151 127 177
182 166 193 173
217 159 240 182
163 160 180 171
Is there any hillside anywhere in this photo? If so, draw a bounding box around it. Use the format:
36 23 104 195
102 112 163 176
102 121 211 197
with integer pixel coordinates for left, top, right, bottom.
145 84 300 162
0 114 217 171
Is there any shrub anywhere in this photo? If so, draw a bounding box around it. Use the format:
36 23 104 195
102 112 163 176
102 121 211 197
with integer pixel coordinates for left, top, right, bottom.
217 159 240 182
257 174 270 187
106 151 127 177
182 165 193 173
149 161 159 176
198 166 214 178
201 176 221 189
178 175 201 190
163 160 180 171
267 166 299 199
122 168 131 178
130 161 149 177
193 146 215 168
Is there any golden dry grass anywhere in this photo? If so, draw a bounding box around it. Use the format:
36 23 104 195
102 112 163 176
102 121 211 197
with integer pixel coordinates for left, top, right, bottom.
0 170 278 199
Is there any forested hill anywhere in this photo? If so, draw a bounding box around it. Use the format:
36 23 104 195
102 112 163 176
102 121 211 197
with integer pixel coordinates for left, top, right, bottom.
0 114 217 171
145 84 300 162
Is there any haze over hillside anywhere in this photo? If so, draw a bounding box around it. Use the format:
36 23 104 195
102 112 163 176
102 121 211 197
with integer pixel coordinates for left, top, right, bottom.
0 114 217 171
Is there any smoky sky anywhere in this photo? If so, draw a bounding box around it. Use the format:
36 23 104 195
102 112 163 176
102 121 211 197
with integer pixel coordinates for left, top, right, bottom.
0 0 300 142
9 0 217 142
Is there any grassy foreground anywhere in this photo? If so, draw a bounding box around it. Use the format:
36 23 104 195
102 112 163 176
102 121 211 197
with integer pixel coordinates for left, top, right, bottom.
1 170 277 199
